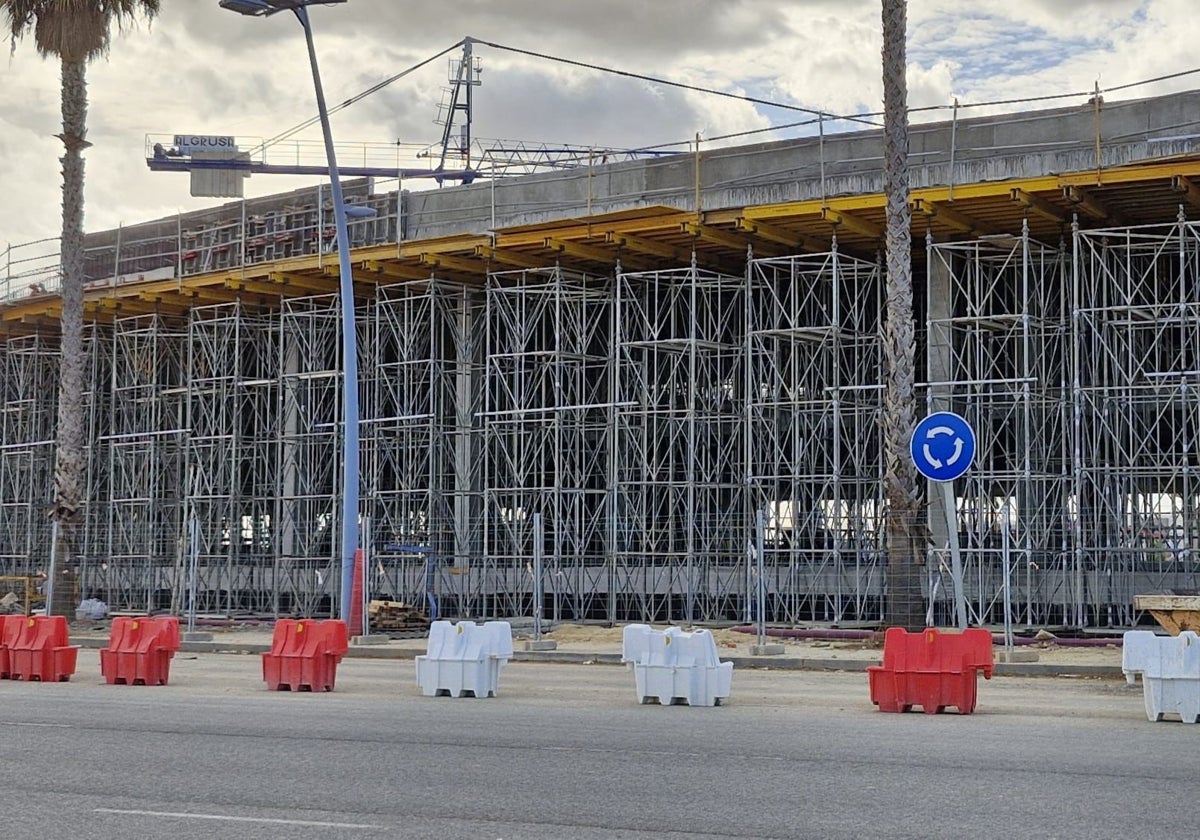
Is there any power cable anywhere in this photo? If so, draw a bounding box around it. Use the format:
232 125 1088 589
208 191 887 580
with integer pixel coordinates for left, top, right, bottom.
247 38 467 156
469 36 883 130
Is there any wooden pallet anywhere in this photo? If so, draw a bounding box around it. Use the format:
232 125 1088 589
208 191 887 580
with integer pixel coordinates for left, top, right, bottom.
1134 595 1200 635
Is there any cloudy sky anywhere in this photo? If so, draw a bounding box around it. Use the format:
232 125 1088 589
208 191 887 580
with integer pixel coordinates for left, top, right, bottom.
0 0 1196 251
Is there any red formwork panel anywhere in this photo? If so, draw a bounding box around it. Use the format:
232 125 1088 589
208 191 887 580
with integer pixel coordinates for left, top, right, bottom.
100 616 182 686
262 619 348 692
7 615 78 682
868 627 995 714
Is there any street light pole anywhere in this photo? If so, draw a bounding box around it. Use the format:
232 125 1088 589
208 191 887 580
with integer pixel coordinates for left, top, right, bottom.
219 0 358 623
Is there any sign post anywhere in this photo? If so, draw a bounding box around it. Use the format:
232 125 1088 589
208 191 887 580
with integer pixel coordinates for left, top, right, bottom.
910 411 976 630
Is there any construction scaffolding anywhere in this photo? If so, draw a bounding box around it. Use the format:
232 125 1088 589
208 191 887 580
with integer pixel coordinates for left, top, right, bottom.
367 278 483 618
276 295 344 616
925 226 1069 628
0 335 58 581
102 314 186 612
7 218 1200 628
746 250 885 625
482 268 610 621
184 301 279 615
614 264 745 623
1072 217 1200 627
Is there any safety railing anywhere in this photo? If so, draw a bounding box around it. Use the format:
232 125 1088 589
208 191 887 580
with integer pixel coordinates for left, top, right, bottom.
1 179 402 304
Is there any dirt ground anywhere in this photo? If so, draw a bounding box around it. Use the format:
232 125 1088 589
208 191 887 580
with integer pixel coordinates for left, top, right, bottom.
534 623 1125 666
64 616 1126 668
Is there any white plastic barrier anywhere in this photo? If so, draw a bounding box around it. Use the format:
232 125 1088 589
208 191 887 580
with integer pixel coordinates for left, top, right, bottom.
1122 630 1200 723
415 620 514 698
620 624 733 707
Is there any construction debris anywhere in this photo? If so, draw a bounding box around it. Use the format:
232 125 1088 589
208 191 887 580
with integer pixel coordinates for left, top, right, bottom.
0 592 21 614
368 600 429 633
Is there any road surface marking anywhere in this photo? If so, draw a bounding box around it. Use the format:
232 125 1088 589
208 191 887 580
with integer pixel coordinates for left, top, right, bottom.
94 808 379 829
0 721 73 728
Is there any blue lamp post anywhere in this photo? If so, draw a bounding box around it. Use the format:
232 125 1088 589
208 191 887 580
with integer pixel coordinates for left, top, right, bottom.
219 0 359 625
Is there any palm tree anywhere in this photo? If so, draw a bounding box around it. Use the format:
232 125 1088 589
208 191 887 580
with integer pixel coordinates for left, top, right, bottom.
880 0 924 630
2 0 160 616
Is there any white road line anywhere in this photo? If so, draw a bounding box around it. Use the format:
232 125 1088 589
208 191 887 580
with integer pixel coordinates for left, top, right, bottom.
94 808 379 830
0 721 73 728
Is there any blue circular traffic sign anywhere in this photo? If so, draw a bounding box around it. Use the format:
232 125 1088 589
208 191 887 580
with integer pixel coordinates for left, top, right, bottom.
910 411 976 482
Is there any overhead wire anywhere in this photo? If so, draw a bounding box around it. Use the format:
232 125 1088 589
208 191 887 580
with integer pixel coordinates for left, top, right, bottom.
247 38 467 156
469 36 1200 150
468 36 882 130
249 30 1200 166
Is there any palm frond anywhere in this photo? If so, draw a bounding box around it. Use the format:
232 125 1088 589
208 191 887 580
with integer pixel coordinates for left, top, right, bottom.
1 0 158 62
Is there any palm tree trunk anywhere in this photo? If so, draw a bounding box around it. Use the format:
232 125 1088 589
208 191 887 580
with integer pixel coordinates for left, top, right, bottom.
50 57 89 618
881 0 925 630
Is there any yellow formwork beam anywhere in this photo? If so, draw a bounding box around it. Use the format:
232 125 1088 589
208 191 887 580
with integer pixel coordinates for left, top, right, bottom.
362 260 433 282
543 237 615 264
474 246 548 270
822 208 884 241
736 218 828 252
911 199 996 236
419 252 489 276
1011 189 1069 224
605 231 686 262
1058 159 1200 187
1172 175 1200 210
1064 186 1127 226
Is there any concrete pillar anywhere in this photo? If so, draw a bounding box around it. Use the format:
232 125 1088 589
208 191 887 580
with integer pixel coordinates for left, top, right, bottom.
925 247 955 553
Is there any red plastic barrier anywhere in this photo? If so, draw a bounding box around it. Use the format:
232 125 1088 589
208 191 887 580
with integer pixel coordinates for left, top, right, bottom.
100 616 181 686
262 619 348 692
0 614 19 678
868 627 995 714
7 615 78 682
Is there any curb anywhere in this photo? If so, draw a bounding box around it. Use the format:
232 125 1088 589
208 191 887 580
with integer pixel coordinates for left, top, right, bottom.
70 636 1125 678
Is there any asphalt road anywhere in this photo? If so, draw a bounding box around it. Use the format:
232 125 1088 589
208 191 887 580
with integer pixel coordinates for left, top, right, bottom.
0 651 1192 840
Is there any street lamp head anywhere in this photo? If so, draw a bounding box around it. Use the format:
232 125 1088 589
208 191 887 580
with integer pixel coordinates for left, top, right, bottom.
218 0 273 15
218 0 346 16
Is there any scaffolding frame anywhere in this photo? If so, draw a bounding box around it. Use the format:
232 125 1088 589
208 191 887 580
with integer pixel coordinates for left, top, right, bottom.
1073 216 1200 627
185 301 279 615
276 295 343 616
0 334 57 581
482 267 611 621
613 264 746 623
367 278 483 617
101 314 186 612
926 227 1070 628
746 250 886 625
